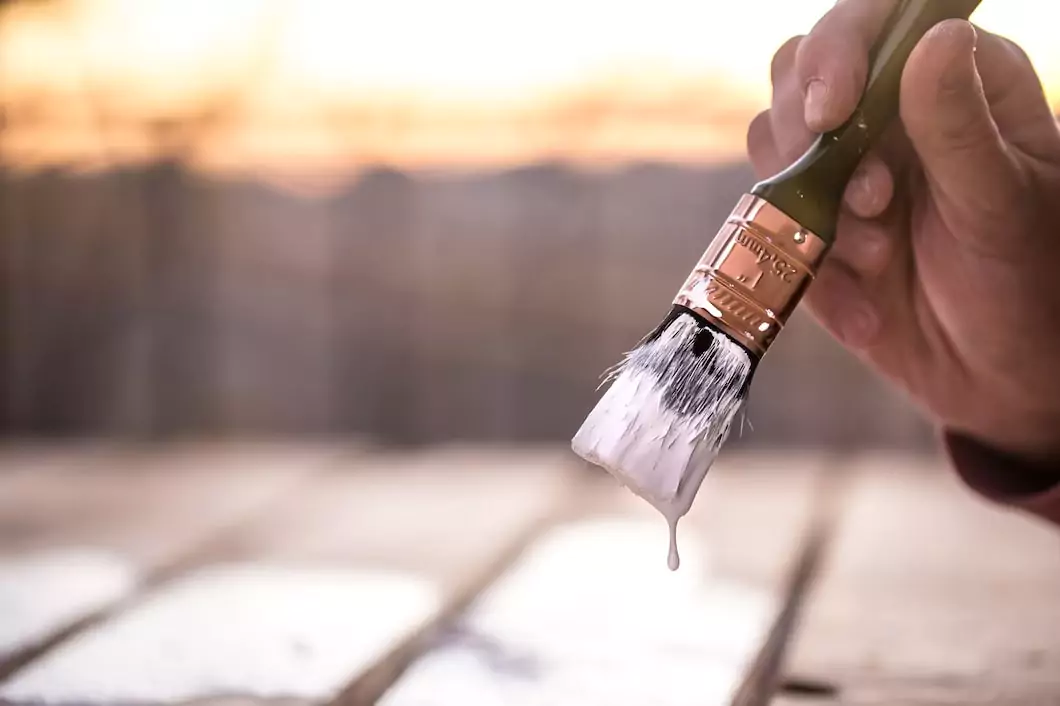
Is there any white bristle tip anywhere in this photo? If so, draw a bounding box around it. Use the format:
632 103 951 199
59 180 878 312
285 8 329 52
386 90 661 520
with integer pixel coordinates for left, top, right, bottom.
571 315 752 520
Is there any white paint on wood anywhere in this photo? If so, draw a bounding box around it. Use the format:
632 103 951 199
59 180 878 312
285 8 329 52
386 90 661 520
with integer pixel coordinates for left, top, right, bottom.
220 455 574 590
381 517 777 705
0 564 440 704
0 549 138 661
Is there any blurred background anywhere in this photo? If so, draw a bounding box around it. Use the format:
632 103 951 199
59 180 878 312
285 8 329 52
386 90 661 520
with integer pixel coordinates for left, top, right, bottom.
0 0 1054 449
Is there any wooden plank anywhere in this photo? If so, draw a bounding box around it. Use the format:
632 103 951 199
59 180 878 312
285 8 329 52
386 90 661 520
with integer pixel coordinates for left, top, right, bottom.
0 443 339 567
379 451 831 706
1 563 440 706
0 445 579 706
0 442 134 664
207 446 576 590
0 443 338 674
0 441 116 480
773 453 1060 706
0 550 136 676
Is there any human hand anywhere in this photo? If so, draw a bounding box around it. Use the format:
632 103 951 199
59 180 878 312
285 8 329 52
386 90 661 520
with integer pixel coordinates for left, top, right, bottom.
747 0 1060 465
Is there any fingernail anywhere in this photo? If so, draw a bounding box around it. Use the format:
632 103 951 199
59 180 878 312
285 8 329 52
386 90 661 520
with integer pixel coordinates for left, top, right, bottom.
854 167 874 197
804 79 829 129
938 20 977 86
840 305 880 348
845 168 878 215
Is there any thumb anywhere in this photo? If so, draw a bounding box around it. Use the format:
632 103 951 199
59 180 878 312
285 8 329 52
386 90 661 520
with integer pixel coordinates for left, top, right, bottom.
900 19 1024 226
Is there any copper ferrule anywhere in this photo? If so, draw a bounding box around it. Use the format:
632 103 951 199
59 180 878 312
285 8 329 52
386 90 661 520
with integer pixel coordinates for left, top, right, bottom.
673 194 830 358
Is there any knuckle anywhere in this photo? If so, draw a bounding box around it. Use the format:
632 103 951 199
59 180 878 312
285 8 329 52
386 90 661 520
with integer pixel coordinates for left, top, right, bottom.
998 33 1033 67
798 0 883 81
796 30 859 80
794 31 844 89
747 110 771 142
771 35 804 85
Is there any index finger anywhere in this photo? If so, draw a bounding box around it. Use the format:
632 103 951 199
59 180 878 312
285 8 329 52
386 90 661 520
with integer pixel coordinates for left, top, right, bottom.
796 0 899 132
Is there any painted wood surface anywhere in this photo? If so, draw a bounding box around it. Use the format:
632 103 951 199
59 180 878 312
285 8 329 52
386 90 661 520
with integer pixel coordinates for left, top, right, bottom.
0 550 136 672
0 564 440 705
774 453 1060 706
0 444 338 672
0 445 579 706
380 453 828 706
3 445 1054 706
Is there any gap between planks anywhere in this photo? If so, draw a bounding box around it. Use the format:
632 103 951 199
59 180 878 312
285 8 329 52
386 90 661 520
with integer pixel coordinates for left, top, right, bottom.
0 442 352 682
369 452 848 706
730 454 851 706
332 465 595 706
1 448 844 706
772 452 1060 706
0 444 581 706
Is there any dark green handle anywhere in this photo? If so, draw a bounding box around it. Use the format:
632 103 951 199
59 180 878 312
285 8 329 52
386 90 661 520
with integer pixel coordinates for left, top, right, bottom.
751 0 983 244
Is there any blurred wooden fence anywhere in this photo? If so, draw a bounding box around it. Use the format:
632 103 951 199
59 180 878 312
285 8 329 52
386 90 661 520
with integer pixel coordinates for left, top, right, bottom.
0 159 934 449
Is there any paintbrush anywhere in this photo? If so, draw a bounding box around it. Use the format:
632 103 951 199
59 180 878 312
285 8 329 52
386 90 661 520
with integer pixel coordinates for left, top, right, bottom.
572 0 984 569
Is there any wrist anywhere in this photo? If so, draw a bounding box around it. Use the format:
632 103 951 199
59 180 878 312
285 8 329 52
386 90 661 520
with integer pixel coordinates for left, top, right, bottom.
950 397 1060 471
944 426 1060 497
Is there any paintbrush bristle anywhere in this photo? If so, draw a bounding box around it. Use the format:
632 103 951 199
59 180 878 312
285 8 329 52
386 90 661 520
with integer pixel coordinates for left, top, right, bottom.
571 310 752 519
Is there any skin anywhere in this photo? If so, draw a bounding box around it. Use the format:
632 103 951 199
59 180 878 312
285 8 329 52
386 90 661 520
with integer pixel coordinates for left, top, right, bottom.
747 0 1060 469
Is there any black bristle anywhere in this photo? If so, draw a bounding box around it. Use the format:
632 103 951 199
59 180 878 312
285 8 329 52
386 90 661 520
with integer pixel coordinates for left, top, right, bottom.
691 327 714 357
643 304 759 375
616 307 755 420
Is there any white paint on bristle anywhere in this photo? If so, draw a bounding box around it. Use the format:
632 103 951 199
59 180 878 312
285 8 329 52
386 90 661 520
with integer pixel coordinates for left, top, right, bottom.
571 314 751 570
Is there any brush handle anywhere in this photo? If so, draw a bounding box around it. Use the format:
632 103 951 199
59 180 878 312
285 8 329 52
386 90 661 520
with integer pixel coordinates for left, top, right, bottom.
750 0 983 244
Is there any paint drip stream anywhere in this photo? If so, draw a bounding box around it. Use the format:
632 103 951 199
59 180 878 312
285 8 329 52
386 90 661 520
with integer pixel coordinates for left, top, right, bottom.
666 516 680 571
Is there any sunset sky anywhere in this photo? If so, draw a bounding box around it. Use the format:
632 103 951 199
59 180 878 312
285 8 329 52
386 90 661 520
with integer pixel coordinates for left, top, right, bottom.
0 0 1056 175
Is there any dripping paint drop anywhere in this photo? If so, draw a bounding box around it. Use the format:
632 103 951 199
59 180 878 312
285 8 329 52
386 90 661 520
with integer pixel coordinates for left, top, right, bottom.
666 517 680 571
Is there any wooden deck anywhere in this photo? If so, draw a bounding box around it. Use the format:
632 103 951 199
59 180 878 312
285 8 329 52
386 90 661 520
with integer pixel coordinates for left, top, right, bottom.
0 443 1056 705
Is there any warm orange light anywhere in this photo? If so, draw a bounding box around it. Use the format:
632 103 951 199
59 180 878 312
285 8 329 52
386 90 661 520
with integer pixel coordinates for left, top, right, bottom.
0 0 1056 174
